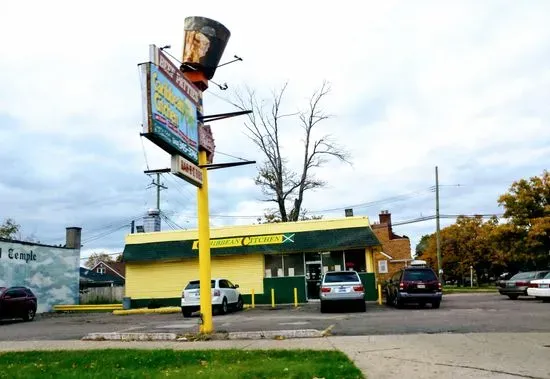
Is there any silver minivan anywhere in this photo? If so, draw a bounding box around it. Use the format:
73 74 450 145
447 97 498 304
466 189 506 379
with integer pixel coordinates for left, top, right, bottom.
319 271 366 312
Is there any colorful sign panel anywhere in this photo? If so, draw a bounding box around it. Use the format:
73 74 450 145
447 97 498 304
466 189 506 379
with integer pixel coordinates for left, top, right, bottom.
171 154 203 187
140 63 199 163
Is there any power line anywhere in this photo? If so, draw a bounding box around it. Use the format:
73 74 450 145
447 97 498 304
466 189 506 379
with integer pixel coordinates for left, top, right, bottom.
215 150 253 163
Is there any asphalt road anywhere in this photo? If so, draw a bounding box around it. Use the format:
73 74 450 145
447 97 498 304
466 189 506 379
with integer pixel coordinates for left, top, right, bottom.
1 293 550 341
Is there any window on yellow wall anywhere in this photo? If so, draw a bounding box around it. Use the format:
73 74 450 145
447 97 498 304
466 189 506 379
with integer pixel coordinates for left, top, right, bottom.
265 254 283 277
283 254 305 276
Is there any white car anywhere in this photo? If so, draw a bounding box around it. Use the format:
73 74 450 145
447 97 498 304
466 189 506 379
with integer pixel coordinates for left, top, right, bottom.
527 272 550 301
181 278 243 317
319 271 366 313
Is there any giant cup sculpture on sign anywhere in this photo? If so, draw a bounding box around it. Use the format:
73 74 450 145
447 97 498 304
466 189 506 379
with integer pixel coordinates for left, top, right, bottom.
181 16 231 88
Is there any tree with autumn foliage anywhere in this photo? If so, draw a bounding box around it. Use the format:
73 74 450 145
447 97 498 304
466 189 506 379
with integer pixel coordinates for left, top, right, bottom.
417 170 549 283
420 216 500 284
496 170 550 271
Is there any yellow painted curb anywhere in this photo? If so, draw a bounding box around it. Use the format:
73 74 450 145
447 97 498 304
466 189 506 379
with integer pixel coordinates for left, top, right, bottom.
113 307 181 316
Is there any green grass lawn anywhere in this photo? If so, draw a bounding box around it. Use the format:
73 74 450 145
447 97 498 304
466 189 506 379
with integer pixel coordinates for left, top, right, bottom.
443 285 497 294
0 349 363 379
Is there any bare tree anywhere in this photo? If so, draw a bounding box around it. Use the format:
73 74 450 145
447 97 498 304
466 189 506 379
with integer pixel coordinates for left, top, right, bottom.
232 81 351 222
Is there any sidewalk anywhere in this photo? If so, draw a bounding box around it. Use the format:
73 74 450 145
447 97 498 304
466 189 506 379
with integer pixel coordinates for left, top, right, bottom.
1 333 549 378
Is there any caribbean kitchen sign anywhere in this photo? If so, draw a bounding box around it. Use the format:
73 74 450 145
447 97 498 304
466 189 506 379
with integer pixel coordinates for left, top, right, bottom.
192 233 295 250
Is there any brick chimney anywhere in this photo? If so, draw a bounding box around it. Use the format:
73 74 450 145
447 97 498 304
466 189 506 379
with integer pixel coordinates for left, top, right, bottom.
379 210 392 226
66 227 82 250
379 210 393 238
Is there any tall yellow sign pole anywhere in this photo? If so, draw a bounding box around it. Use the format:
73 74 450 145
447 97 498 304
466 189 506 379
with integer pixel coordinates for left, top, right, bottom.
197 149 213 333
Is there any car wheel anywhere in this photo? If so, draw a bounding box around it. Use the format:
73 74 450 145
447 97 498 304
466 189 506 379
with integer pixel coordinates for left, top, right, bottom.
508 295 519 300
320 301 327 313
432 301 441 309
358 300 366 312
236 296 244 311
393 296 403 309
385 291 393 306
419 302 426 308
220 298 228 315
182 309 192 318
23 308 35 322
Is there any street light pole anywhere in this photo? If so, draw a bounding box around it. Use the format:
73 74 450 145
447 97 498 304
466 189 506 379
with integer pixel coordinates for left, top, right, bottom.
435 166 442 281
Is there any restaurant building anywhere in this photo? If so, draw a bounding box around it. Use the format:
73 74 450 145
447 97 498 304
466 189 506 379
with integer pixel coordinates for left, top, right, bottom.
122 216 391 308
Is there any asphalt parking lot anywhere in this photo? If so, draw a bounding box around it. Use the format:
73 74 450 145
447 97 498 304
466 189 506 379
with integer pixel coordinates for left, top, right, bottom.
1 293 550 341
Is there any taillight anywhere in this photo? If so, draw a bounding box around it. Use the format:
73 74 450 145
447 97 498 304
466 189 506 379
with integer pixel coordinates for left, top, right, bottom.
516 281 529 287
353 285 364 292
181 291 185 298
399 282 404 291
438 282 442 290
321 287 331 293
214 290 221 296
529 283 539 288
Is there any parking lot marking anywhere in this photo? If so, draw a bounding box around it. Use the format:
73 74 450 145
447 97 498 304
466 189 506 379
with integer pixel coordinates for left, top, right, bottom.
278 322 309 326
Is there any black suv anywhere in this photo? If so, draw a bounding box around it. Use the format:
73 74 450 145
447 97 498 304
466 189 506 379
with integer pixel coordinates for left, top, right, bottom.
0 286 37 321
385 266 442 309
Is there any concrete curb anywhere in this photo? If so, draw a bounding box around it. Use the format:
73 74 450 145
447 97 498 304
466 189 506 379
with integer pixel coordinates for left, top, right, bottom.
113 307 181 316
82 329 323 342
82 332 178 341
227 329 323 340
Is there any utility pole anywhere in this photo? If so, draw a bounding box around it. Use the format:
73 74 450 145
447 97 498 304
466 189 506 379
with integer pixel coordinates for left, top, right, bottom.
144 168 170 211
435 166 442 281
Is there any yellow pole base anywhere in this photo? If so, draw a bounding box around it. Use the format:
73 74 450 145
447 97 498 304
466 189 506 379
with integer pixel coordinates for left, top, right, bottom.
271 288 275 308
377 284 383 305
294 287 298 307
251 289 255 309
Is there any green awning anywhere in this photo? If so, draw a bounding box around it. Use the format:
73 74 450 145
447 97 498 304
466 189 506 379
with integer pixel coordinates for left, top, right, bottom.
123 226 380 262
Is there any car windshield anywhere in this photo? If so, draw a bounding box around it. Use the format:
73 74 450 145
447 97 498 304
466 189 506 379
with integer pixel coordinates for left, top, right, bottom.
403 269 437 281
510 272 535 280
185 280 215 289
324 272 359 283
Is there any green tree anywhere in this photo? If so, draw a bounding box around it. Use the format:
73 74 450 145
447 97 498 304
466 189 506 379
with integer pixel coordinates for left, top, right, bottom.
0 218 20 239
497 170 550 270
421 216 498 284
85 252 116 268
415 234 432 258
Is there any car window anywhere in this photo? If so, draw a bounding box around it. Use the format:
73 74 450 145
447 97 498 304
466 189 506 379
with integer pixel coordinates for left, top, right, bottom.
510 272 535 280
536 271 549 279
403 269 437 281
543 272 550 279
24 288 35 297
185 280 215 290
323 272 359 283
226 280 235 288
5 289 26 298
219 280 230 289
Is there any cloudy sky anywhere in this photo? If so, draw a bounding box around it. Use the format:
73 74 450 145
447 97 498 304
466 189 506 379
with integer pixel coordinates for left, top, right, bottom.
1 1 549 264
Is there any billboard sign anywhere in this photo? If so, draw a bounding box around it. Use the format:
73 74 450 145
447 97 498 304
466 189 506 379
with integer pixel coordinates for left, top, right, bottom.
140 62 199 163
171 154 203 187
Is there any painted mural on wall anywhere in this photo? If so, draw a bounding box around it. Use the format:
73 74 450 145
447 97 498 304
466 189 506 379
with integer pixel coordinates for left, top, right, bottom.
0 239 79 313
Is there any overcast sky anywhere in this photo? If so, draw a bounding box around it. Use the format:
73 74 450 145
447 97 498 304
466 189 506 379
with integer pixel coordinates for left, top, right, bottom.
1 1 549 264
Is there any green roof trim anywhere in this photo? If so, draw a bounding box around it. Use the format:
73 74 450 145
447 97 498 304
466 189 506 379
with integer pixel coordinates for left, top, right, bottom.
123 226 381 262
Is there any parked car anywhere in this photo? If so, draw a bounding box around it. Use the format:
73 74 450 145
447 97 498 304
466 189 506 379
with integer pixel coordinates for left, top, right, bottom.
498 271 550 300
0 286 37 322
527 272 550 302
319 271 366 313
180 278 243 317
385 266 442 309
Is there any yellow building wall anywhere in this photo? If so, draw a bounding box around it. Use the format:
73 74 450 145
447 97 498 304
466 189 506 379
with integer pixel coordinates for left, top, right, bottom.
126 254 264 300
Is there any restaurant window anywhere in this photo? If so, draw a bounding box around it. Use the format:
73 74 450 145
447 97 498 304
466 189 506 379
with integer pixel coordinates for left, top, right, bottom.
283 254 305 276
344 249 366 272
321 251 344 273
264 254 283 278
